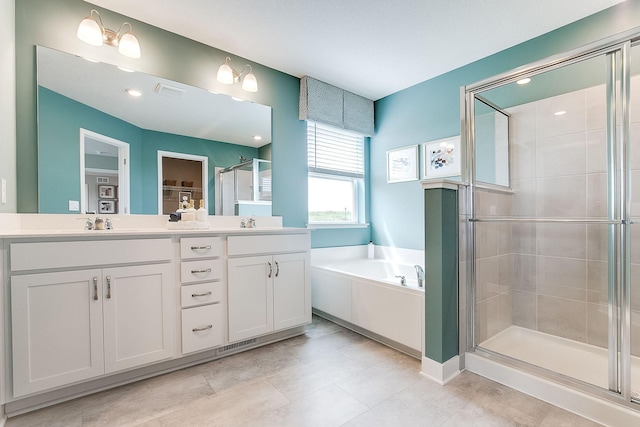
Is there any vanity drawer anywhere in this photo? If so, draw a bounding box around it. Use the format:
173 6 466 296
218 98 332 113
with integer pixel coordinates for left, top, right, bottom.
180 259 223 283
181 282 223 308
227 234 309 257
180 237 222 260
11 239 172 272
182 304 223 354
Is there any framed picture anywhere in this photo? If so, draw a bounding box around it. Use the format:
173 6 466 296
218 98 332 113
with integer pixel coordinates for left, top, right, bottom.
178 191 192 208
98 185 116 199
98 199 116 214
387 145 419 183
423 136 461 179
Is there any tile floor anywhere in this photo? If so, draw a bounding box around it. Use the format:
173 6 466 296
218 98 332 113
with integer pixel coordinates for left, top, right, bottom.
6 316 603 426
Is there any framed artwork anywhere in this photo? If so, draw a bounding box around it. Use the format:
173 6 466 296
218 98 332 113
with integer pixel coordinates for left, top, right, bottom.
423 136 461 179
387 145 419 183
98 199 116 214
98 185 116 199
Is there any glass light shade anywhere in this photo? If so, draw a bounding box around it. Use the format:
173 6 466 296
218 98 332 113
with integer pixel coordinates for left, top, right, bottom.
242 72 258 92
217 62 234 85
118 32 141 59
77 17 103 46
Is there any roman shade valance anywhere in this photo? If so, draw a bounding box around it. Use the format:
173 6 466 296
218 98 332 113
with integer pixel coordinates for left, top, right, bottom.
299 76 374 136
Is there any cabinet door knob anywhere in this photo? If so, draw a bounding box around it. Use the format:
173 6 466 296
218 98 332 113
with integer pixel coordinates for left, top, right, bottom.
106 275 112 299
267 262 272 278
275 261 280 278
192 324 213 332
92 277 98 301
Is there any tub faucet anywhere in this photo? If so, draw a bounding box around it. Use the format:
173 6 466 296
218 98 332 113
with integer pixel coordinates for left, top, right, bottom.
414 265 424 288
395 275 406 286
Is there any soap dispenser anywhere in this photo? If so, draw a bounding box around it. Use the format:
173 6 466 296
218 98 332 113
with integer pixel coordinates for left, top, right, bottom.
196 199 208 223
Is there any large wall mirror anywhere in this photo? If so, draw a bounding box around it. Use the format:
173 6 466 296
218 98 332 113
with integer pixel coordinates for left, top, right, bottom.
36 46 272 216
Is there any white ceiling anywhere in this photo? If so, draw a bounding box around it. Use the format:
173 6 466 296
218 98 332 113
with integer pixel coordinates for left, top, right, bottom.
86 0 625 100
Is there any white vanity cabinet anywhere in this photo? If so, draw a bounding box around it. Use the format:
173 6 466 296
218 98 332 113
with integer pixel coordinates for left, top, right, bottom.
9 239 174 397
227 234 311 342
179 236 225 354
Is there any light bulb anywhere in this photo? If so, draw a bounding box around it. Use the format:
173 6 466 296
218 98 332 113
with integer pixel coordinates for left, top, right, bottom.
118 32 141 59
217 60 234 85
77 16 103 46
242 72 258 92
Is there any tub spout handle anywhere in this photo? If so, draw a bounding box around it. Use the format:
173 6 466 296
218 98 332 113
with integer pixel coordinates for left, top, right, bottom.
414 265 424 288
395 275 406 286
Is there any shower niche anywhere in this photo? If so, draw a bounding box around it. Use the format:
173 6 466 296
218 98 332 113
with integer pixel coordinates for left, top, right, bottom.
218 158 272 216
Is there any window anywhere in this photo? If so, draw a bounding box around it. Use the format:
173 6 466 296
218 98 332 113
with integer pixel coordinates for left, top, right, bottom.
307 122 365 224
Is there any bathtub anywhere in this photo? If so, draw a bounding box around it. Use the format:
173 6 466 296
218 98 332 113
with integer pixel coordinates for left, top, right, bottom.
311 246 424 358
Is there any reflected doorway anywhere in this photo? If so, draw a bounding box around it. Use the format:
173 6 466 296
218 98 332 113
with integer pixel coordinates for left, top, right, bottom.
79 129 130 214
157 151 208 215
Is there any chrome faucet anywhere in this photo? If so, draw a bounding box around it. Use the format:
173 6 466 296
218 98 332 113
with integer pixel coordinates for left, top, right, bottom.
415 265 424 288
395 275 406 286
84 218 94 230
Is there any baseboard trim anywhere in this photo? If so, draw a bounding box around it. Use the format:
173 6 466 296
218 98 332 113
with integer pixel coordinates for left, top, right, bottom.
466 352 640 427
420 355 461 385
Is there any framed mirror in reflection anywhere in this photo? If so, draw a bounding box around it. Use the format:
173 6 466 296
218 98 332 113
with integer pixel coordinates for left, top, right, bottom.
36 46 272 216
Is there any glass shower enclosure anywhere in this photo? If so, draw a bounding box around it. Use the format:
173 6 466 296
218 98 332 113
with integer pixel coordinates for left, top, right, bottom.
463 31 640 407
219 158 272 216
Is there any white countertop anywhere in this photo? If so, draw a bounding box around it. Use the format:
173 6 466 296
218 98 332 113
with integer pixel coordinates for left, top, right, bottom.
0 214 308 239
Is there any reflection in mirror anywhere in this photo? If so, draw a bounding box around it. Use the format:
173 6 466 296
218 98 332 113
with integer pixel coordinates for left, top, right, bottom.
474 97 510 187
36 46 272 215
80 128 130 214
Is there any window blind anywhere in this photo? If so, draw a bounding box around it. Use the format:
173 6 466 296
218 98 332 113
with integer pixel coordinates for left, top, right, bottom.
307 122 364 178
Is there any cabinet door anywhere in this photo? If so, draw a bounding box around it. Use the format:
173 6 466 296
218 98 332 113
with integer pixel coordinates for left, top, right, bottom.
273 252 311 331
11 270 104 397
228 255 273 342
102 264 175 373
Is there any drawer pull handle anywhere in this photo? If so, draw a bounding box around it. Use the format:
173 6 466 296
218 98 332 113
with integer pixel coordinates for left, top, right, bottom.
191 245 212 250
267 262 272 278
191 291 213 297
192 325 213 332
106 275 112 299
191 268 212 274
92 277 98 301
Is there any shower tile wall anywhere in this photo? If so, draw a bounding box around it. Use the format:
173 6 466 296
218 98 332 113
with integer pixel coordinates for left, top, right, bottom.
476 79 640 355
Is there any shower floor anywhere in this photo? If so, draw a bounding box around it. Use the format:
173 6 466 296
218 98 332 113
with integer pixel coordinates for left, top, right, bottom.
480 326 640 395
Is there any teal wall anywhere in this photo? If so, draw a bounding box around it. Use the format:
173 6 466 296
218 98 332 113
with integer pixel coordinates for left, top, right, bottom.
37 86 142 213
38 87 258 214
371 0 640 250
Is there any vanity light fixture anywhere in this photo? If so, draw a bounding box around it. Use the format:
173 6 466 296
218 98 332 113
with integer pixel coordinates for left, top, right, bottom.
216 57 258 92
77 9 141 59
516 78 531 85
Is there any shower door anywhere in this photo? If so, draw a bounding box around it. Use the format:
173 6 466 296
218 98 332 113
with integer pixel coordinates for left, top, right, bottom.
465 38 640 404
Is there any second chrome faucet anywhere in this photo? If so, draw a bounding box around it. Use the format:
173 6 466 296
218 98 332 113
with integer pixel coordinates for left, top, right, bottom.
414 265 424 288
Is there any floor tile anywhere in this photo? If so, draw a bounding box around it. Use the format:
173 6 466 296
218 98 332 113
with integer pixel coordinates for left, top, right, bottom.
4 315 606 427
139 381 289 426
243 384 368 427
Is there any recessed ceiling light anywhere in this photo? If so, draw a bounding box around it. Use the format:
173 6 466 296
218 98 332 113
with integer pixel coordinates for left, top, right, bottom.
253 135 262 141
82 57 100 63
554 111 566 116
117 66 135 73
517 78 531 85
231 97 244 102
126 88 142 97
